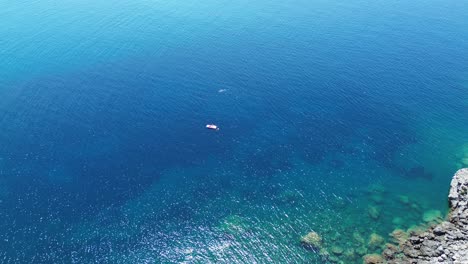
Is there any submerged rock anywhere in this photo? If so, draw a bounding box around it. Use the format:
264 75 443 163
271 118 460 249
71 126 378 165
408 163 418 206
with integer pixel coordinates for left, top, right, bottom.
328 255 340 263
422 209 442 223
368 205 380 220
407 225 425 236
356 246 367 256
368 233 384 250
331 246 343 255
390 229 408 246
344 249 356 261
319 248 330 258
353 231 366 245
382 243 398 260
300 231 322 249
398 195 409 205
363 253 384 264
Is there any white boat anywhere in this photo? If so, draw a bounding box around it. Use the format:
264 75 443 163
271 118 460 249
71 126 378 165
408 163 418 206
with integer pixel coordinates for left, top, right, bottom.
206 124 219 130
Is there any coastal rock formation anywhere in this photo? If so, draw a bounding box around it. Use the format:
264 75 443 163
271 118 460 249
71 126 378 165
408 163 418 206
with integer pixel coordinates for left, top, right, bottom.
384 168 468 263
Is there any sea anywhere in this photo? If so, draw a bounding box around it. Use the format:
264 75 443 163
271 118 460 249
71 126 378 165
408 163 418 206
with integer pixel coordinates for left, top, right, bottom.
0 0 467 263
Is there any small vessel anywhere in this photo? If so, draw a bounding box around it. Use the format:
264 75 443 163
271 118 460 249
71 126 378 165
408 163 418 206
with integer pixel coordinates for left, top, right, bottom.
206 124 219 130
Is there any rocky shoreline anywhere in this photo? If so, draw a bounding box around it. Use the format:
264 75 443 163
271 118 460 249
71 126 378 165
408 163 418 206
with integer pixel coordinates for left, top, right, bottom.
383 168 468 264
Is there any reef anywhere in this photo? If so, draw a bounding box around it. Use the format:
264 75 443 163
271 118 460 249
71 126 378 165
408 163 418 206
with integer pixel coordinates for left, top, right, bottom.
383 168 468 263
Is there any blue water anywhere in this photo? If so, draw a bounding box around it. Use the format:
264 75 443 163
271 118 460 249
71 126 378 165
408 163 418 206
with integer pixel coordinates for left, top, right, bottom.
1 0 467 263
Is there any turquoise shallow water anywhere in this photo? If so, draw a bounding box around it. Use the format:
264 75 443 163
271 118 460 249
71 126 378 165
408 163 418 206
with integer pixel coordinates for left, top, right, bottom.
0 0 468 263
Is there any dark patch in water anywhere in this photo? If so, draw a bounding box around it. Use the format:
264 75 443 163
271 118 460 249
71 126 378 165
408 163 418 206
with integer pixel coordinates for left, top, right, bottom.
330 159 345 169
404 166 433 180
241 147 293 178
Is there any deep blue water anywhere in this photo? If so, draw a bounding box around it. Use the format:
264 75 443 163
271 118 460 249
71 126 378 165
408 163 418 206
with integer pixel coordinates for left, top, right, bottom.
1 0 467 263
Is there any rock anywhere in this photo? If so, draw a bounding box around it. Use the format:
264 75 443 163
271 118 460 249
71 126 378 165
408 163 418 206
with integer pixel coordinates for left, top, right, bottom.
382 243 399 259
407 225 425 236
409 236 422 244
319 248 330 258
420 240 439 257
344 249 356 260
300 231 322 248
382 169 468 263
398 195 410 205
449 168 468 214
356 246 367 256
331 246 344 255
433 226 446 236
423 210 443 223
328 255 339 263
368 233 384 250
368 206 381 220
353 231 366 245
390 229 408 246
403 246 420 258
363 253 384 264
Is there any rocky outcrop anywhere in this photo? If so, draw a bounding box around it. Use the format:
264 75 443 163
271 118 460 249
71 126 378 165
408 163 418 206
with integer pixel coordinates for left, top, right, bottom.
300 231 322 249
384 168 468 264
